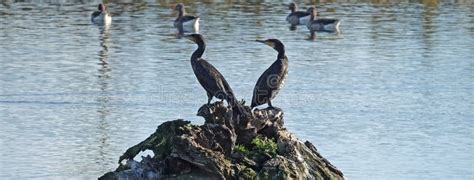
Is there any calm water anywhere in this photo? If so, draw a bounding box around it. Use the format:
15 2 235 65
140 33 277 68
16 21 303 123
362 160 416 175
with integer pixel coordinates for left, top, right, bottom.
1 0 473 179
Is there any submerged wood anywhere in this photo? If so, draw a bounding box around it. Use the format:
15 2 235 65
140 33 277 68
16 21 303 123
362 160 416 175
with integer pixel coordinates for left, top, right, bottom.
99 102 344 179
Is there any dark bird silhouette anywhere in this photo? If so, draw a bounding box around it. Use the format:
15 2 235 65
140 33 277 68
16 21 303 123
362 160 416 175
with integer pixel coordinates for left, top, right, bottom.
251 39 288 109
184 34 246 115
306 7 340 32
91 3 111 25
174 3 200 33
286 2 311 26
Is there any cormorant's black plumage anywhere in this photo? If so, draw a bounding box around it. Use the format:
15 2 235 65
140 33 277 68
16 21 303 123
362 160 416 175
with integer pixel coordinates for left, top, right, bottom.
185 34 246 115
251 39 288 108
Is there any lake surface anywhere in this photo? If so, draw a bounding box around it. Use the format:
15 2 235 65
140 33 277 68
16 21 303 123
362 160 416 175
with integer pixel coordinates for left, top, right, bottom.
1 0 473 179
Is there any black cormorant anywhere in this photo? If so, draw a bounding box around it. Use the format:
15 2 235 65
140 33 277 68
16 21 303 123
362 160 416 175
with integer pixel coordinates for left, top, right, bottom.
306 7 340 32
184 34 246 114
251 39 288 109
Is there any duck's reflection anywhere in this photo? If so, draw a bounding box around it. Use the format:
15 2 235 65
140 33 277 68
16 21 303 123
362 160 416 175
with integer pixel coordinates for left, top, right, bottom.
421 3 437 59
308 30 340 40
289 25 297 31
95 24 112 165
310 31 316 40
98 25 110 66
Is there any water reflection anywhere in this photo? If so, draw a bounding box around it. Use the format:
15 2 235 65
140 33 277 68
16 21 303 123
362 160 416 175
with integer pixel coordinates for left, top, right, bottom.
310 31 317 40
95 24 112 166
98 25 110 66
308 30 341 40
421 3 437 58
289 24 297 31
0 1 473 179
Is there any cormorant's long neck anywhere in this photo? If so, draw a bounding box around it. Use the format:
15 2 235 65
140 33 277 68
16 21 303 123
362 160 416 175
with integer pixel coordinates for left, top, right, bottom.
290 6 295 13
310 11 315 21
277 47 286 60
191 41 206 61
278 52 287 60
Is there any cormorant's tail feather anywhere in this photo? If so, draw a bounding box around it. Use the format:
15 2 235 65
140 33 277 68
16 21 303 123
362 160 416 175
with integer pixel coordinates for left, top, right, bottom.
225 92 249 117
233 101 249 117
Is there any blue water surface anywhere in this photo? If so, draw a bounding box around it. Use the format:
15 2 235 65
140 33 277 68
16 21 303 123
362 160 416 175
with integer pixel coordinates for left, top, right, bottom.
0 0 473 179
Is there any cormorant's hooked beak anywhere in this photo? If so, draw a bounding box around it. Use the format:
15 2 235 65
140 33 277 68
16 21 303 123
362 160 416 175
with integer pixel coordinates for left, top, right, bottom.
256 39 274 48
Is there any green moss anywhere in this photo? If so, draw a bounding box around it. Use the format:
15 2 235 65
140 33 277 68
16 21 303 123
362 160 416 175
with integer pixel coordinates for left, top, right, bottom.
234 136 277 159
251 136 277 157
234 144 250 156
239 167 257 179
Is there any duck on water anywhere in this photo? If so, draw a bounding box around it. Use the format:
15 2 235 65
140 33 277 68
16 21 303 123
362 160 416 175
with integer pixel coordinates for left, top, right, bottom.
91 3 111 25
286 3 313 26
174 3 200 33
306 7 340 33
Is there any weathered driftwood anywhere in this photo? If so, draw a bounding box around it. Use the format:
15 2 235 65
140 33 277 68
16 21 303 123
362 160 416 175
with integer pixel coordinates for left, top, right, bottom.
100 102 344 180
